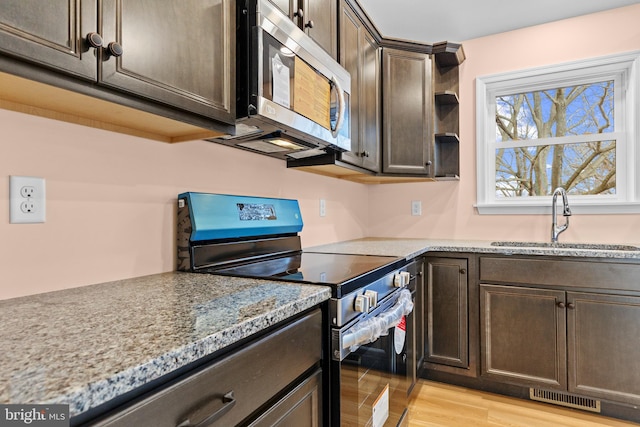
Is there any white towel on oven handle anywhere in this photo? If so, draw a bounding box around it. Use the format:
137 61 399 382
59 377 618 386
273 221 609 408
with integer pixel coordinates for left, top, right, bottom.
342 289 414 352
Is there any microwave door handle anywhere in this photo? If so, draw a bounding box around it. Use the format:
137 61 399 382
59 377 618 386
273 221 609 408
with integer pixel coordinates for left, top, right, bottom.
330 75 346 138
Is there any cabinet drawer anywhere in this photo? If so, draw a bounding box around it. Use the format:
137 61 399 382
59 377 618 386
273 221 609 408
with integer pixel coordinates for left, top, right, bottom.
248 369 322 427
480 257 640 292
93 309 322 427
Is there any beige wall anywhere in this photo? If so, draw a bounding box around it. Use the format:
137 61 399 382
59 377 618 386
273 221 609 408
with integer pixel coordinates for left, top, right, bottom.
2 4 640 300
368 3 640 242
0 110 369 299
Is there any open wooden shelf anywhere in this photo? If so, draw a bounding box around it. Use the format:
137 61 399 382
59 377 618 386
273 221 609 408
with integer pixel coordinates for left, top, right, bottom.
435 90 459 105
435 132 460 144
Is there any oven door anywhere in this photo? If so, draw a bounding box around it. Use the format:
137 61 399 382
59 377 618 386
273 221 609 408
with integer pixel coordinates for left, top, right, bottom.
332 289 414 427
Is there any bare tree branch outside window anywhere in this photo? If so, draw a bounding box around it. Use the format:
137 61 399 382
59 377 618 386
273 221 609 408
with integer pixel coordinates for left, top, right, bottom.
495 81 615 198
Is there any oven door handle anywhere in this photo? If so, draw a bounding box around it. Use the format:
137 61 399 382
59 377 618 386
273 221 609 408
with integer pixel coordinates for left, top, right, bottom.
341 289 413 353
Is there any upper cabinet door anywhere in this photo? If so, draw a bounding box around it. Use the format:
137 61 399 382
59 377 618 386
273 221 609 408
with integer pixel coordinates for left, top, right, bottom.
382 48 432 175
360 30 380 172
268 0 296 17
303 0 337 59
338 3 362 168
99 0 235 123
337 1 379 172
0 0 97 80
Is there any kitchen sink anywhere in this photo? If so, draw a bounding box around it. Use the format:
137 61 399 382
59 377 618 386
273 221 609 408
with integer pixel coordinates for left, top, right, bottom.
490 241 640 251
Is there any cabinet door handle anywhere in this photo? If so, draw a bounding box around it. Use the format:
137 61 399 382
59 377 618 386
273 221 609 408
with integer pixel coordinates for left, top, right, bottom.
106 41 124 58
567 302 575 309
426 160 432 166
177 391 236 427
557 301 566 309
294 8 304 18
459 269 466 274
85 32 103 49
305 20 314 29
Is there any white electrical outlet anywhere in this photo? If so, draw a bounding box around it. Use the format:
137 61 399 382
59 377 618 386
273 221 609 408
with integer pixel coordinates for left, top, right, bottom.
10 176 46 224
319 199 327 217
411 200 422 216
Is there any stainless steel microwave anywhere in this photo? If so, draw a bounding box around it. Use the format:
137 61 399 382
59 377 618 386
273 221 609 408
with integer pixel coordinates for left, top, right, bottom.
207 0 351 160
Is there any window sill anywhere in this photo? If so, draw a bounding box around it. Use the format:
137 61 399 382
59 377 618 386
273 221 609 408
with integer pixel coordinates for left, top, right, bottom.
475 202 640 215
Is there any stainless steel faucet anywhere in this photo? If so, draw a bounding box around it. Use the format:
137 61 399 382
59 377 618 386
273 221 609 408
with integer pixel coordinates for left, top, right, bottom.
551 187 571 243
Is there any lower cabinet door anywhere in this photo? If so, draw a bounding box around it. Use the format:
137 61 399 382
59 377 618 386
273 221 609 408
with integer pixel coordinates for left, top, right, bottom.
425 257 468 369
248 369 322 427
568 292 640 406
480 284 567 389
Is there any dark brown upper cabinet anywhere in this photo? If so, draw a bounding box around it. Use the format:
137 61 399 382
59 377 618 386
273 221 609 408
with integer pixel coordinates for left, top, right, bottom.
0 0 235 127
338 1 380 172
287 0 465 183
0 0 98 80
267 0 337 59
381 47 433 176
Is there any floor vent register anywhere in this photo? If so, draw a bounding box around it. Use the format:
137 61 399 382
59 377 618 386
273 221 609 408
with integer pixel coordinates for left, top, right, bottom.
529 388 601 413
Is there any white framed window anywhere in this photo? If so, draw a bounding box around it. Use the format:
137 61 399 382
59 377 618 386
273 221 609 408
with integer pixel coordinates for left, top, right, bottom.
476 51 640 214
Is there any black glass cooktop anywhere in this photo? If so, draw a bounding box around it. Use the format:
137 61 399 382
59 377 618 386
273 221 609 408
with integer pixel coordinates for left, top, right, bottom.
208 252 406 297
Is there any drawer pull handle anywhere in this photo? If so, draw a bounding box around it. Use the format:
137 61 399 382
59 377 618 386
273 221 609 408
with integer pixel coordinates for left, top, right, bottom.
177 391 236 427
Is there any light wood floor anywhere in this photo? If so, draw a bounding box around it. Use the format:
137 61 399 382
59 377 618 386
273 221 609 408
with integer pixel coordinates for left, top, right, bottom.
408 380 640 427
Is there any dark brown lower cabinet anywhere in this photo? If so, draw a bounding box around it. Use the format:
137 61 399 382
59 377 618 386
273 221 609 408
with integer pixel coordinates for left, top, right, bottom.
423 256 477 377
480 284 640 407
86 309 322 427
568 292 640 405
479 284 567 389
248 369 322 427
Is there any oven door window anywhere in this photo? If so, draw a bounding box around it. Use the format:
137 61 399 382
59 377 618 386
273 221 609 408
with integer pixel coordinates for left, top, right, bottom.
340 328 408 427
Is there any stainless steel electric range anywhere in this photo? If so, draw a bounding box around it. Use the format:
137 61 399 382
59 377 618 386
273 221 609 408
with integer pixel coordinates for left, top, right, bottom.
177 193 417 427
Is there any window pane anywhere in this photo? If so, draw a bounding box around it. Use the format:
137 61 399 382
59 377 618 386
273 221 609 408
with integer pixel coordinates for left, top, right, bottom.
496 81 614 143
496 140 616 197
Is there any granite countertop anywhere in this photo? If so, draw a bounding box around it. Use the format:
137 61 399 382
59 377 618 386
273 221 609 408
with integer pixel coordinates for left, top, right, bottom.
307 237 640 260
0 272 330 418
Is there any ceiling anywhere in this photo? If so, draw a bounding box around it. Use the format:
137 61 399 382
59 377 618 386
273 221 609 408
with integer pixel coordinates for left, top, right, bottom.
358 0 640 44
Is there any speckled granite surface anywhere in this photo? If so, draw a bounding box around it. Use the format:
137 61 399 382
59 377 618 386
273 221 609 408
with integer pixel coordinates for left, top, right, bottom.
307 237 640 260
0 272 330 417
3 238 638 419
